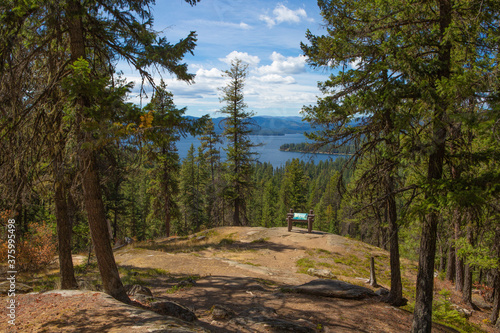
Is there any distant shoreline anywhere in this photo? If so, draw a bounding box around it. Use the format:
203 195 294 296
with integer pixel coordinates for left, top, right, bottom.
279 149 353 156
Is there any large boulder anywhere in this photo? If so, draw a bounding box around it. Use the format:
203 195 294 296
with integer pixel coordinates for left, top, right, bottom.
285 279 377 299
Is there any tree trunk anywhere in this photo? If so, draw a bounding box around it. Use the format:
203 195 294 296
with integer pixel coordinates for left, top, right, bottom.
67 0 128 303
386 176 404 306
369 256 378 287
462 221 474 306
411 211 439 333
412 0 451 330
445 238 455 282
439 244 446 273
233 196 241 226
165 194 171 237
113 208 118 242
54 158 78 290
81 152 128 302
489 227 500 324
491 270 500 326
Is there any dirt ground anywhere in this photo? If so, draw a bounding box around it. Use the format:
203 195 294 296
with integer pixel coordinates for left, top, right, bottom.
1 226 496 332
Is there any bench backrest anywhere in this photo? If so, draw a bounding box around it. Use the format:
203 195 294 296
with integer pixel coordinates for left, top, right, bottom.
292 213 308 220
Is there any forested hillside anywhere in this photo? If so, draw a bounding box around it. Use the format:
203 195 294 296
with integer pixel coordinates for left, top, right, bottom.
0 0 499 332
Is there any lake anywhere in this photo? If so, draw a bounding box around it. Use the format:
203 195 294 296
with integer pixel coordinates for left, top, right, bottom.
177 134 343 167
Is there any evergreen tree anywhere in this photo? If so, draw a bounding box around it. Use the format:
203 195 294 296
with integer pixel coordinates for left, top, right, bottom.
280 159 309 213
0 0 202 302
179 144 204 234
302 0 500 326
143 81 205 237
219 59 258 226
198 119 223 227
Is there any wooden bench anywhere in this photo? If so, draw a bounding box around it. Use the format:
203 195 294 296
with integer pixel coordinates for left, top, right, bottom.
287 209 315 233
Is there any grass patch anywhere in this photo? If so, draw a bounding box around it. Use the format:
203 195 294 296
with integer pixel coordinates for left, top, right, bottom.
296 257 316 273
165 285 183 294
317 262 333 268
243 261 261 267
315 248 332 255
251 237 269 243
218 238 235 246
117 266 170 286
74 261 98 275
30 274 60 292
254 278 277 287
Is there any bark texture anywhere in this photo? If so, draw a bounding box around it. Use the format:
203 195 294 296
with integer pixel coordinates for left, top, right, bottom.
66 0 128 303
54 161 78 290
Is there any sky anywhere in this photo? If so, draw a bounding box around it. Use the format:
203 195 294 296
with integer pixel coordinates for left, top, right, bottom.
119 0 332 117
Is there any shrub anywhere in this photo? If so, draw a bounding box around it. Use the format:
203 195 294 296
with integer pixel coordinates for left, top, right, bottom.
17 222 57 272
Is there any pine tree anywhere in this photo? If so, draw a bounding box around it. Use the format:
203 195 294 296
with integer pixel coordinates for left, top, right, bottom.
198 119 223 227
143 81 204 237
0 0 201 302
280 159 308 213
219 59 258 226
302 1 500 328
179 144 204 234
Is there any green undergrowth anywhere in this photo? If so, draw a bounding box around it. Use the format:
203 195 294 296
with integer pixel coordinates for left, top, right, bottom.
29 273 60 292
119 266 168 286
164 275 200 294
296 248 416 300
402 290 485 333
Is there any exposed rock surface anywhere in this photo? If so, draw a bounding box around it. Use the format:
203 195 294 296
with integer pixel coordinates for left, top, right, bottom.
0 281 32 294
39 290 208 332
151 300 197 322
232 316 314 332
306 268 336 279
285 279 377 299
125 284 153 297
231 306 314 333
211 304 235 320
376 288 390 296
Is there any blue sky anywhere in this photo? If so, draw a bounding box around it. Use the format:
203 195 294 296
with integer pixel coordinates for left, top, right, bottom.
120 0 330 117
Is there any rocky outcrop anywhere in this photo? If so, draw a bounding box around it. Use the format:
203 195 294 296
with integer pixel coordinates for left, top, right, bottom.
151 301 197 322
125 284 153 297
0 281 32 294
230 306 314 333
42 290 208 332
306 268 336 279
211 304 235 320
284 279 377 299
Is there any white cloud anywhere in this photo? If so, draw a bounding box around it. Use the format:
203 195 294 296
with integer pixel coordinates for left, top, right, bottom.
196 67 224 79
255 52 306 75
259 4 312 28
190 19 252 30
219 51 261 66
255 74 296 84
350 58 362 69
238 22 251 29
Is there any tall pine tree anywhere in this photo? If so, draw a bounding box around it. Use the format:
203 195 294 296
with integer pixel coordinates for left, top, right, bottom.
219 59 258 226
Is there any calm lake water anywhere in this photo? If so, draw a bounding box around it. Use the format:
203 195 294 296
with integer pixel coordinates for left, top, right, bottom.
177 134 342 167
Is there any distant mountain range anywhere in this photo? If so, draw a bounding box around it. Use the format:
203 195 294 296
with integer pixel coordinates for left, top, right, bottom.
185 115 364 136
210 116 314 135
